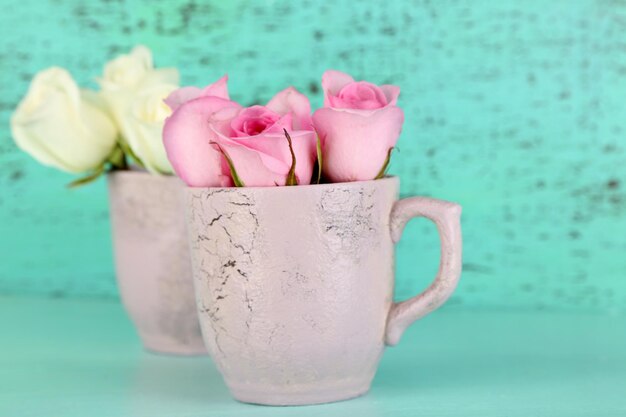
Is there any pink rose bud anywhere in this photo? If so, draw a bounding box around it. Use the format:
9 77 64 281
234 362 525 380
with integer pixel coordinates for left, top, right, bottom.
163 75 237 187
313 70 404 182
212 87 317 187
163 83 317 187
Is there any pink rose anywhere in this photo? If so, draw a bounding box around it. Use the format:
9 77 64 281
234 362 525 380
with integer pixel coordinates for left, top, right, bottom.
163 82 317 187
164 74 229 111
312 70 404 182
163 76 236 187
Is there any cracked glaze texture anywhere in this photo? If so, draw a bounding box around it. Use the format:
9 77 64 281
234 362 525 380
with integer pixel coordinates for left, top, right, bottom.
186 178 407 405
108 171 204 355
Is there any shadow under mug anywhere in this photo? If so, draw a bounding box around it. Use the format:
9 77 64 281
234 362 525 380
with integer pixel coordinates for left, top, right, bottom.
185 176 462 405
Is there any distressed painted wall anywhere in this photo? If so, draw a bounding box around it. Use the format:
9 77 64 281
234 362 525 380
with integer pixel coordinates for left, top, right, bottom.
0 0 625 312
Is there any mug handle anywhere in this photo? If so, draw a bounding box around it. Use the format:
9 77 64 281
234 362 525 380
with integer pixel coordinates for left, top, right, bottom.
385 197 463 346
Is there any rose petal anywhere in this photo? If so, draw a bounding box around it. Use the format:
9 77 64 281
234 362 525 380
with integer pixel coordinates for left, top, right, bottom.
121 83 177 174
163 96 240 187
230 105 282 137
287 130 317 185
130 45 153 68
227 129 317 185
312 106 404 182
201 74 229 100
163 86 203 112
164 74 229 112
266 87 313 130
321 70 355 107
216 135 289 187
380 85 400 105
138 68 180 90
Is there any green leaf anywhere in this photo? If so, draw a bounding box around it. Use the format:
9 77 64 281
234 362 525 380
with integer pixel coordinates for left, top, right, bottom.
118 140 144 169
212 142 245 187
283 129 298 186
66 164 105 188
107 144 127 170
315 134 323 184
374 147 394 180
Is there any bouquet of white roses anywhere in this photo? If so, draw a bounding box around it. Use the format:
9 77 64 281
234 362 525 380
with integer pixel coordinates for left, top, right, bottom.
11 46 177 186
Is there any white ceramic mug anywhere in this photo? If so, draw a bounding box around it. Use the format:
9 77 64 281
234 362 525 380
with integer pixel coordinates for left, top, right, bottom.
185 177 462 405
108 171 205 355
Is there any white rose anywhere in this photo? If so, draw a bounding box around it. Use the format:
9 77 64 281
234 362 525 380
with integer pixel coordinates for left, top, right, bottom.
99 45 179 174
99 45 178 92
10 67 118 173
119 83 177 174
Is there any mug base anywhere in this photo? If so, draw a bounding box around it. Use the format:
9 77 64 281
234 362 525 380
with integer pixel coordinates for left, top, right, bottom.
228 380 371 406
141 337 207 356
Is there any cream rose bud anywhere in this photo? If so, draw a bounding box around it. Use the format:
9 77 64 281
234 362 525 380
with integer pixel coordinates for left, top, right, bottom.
99 45 179 92
119 83 177 174
99 45 179 172
10 67 118 173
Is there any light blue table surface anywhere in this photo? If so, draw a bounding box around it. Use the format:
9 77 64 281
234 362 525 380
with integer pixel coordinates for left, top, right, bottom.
1 296 625 417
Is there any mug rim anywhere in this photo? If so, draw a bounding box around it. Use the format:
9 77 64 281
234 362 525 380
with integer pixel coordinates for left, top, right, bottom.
186 176 399 191
107 169 183 184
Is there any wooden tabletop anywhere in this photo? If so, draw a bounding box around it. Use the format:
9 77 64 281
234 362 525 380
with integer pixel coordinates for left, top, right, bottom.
1 296 624 416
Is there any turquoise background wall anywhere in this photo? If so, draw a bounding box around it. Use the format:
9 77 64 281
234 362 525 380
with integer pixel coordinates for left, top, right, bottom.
0 0 624 312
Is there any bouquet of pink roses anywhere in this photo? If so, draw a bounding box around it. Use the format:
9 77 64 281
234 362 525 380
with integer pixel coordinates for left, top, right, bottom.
163 70 404 187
